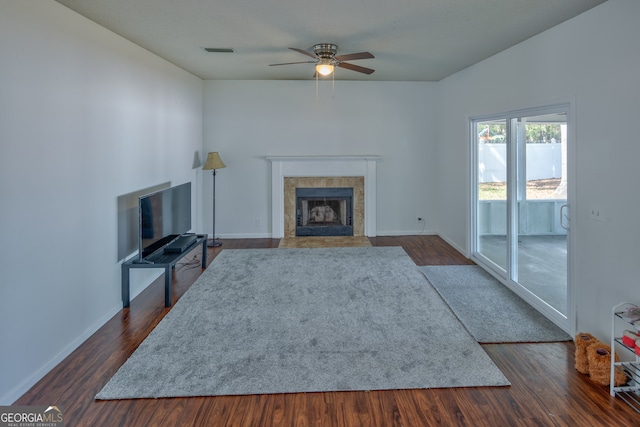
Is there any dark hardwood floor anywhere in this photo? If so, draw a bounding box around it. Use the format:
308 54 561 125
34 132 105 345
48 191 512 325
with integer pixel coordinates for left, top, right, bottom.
15 236 638 426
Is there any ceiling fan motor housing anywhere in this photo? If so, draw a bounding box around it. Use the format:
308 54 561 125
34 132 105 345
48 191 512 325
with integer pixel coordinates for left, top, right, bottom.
313 44 338 59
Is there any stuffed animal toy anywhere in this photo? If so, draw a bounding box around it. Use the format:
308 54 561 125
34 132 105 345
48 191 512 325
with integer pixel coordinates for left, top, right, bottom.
574 332 597 374
586 342 627 386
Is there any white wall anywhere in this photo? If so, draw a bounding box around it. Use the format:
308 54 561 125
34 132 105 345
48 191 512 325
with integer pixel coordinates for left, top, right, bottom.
437 0 640 338
203 80 439 237
0 1 203 403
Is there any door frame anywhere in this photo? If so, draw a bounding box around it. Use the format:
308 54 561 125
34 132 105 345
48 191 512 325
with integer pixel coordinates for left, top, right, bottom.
468 102 576 334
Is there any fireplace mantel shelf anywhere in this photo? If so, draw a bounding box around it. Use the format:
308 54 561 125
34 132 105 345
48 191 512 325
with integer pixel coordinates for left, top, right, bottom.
268 155 379 238
266 155 381 162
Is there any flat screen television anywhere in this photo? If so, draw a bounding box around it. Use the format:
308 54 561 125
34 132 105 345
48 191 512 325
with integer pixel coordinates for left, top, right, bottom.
138 182 191 261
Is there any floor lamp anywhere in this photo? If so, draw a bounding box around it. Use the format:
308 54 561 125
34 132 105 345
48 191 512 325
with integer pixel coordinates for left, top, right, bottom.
203 152 226 247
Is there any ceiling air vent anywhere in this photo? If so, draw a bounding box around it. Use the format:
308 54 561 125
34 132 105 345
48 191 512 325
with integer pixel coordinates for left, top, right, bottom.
202 47 235 53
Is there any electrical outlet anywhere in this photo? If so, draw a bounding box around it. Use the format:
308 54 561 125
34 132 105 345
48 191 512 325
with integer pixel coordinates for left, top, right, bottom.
255 218 261 226
589 206 603 222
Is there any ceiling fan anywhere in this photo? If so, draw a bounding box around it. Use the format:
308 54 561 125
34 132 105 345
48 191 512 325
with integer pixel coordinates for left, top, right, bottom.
269 44 375 77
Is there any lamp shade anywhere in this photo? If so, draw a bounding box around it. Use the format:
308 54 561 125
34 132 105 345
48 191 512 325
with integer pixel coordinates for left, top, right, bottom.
203 152 226 170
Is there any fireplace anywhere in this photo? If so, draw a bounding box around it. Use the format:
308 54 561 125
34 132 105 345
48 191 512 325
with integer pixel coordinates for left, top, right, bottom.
267 156 380 238
296 188 353 236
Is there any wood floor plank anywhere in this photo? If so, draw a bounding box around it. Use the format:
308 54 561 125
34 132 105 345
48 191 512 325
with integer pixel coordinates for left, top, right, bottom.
13 236 640 426
368 235 474 266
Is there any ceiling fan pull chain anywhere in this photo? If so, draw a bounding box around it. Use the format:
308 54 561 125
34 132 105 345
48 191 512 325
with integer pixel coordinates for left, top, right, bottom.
332 70 335 99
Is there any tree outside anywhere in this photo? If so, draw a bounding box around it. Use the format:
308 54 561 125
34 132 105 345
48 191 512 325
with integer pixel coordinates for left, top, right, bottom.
478 124 562 144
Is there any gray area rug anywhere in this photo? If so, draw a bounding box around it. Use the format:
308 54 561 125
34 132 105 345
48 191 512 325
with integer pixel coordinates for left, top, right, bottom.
418 265 571 343
97 247 509 400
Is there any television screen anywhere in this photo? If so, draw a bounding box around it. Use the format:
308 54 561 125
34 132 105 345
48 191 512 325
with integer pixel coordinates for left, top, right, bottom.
138 182 191 260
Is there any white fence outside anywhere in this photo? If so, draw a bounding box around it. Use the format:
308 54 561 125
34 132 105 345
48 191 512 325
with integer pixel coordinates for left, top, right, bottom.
478 142 562 183
478 142 566 236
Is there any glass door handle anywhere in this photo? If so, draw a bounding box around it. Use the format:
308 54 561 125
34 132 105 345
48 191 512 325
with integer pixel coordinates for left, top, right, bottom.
560 204 570 230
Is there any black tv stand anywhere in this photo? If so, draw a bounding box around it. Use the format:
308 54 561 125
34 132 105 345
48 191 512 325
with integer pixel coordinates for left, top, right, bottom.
132 258 154 265
121 234 207 308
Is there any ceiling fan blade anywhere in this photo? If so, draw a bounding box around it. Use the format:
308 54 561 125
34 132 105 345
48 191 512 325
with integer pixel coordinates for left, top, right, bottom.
269 61 317 66
289 47 318 59
337 62 375 75
334 52 374 61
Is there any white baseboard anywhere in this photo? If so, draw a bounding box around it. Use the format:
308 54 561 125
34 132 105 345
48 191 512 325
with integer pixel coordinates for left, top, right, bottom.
0 303 121 405
437 234 469 258
374 230 438 237
218 232 273 239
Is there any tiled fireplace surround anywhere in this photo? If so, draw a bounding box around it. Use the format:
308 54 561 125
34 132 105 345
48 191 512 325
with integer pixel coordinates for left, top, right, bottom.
267 156 379 238
285 176 362 237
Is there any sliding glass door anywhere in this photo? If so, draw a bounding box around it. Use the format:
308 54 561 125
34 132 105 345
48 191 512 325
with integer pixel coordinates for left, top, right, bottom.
476 118 508 271
472 105 571 329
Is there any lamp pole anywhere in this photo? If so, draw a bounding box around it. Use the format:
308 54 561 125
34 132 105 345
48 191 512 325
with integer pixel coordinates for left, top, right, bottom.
209 169 221 247
202 152 226 247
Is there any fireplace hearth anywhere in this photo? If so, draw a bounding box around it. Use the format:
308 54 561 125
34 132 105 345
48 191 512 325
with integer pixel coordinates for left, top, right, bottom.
296 188 353 236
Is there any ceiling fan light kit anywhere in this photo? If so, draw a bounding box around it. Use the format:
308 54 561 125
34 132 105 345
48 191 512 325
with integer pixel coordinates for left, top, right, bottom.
316 61 334 76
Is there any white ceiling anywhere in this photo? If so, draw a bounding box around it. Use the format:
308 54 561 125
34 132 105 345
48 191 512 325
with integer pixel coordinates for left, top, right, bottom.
54 0 606 81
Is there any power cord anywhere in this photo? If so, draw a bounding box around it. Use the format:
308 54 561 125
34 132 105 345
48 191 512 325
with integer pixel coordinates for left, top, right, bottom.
417 217 426 235
176 254 201 272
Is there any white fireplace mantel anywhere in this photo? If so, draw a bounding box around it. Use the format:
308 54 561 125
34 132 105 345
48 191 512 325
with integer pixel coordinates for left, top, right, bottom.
267 155 380 238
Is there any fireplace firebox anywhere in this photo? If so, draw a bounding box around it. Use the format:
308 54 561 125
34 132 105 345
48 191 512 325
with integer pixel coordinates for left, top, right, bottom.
296 187 353 236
